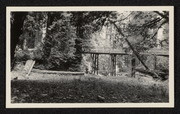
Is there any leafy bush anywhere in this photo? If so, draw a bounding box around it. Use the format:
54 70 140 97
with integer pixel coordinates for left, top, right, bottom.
15 49 32 62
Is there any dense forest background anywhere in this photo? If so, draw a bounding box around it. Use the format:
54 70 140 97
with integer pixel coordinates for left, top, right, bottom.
11 11 169 76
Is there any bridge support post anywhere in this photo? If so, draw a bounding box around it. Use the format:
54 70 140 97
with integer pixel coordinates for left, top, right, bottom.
94 54 97 74
91 54 95 74
111 54 116 76
96 54 99 75
91 54 99 75
114 55 116 76
153 55 157 70
131 54 136 77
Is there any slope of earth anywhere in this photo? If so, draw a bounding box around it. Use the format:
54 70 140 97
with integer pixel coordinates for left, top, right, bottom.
11 71 169 103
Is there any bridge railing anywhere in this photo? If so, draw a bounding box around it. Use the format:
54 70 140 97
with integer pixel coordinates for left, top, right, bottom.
82 48 169 56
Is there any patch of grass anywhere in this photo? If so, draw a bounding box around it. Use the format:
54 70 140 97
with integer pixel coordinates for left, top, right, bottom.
11 75 168 103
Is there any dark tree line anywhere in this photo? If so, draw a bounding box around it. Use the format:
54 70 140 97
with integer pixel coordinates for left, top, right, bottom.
11 11 114 71
10 11 169 75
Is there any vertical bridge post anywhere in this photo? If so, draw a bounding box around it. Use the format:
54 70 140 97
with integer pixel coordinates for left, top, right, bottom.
131 54 136 77
154 55 157 70
91 54 95 74
96 54 99 75
111 54 116 76
114 55 116 76
91 54 99 75
94 54 97 74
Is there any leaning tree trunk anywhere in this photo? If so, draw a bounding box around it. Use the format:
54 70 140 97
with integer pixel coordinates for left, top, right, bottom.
108 19 159 78
11 12 27 70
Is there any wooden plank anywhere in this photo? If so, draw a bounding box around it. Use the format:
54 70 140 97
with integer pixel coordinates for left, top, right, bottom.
24 60 35 77
24 60 34 71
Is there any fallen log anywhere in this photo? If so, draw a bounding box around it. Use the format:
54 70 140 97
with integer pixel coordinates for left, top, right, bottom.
32 69 85 75
135 68 168 79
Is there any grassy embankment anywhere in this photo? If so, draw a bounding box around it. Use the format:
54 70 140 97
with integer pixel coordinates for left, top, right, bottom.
11 71 169 103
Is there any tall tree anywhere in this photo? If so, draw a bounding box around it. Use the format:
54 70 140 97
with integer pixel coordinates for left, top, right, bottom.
69 11 115 71
45 12 76 70
11 12 27 70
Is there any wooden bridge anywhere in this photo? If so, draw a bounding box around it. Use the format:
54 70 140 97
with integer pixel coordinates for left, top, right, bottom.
82 49 169 56
82 48 169 77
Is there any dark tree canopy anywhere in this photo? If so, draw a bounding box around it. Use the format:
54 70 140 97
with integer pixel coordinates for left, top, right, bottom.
11 11 169 75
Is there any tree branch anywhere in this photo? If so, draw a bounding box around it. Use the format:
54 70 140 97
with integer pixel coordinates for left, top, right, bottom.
118 12 134 22
153 11 169 21
136 19 168 46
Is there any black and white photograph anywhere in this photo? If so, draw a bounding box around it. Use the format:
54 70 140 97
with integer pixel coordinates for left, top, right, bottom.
6 6 174 108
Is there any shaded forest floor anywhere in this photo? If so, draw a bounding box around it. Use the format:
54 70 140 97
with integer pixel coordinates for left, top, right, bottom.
11 71 169 103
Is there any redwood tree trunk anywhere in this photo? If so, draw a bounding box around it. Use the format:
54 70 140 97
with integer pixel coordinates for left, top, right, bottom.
11 12 27 70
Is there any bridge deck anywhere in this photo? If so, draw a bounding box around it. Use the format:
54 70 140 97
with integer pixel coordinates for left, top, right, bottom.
82 49 169 57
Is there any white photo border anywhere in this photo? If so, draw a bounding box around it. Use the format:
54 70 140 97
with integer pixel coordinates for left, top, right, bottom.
6 6 174 108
